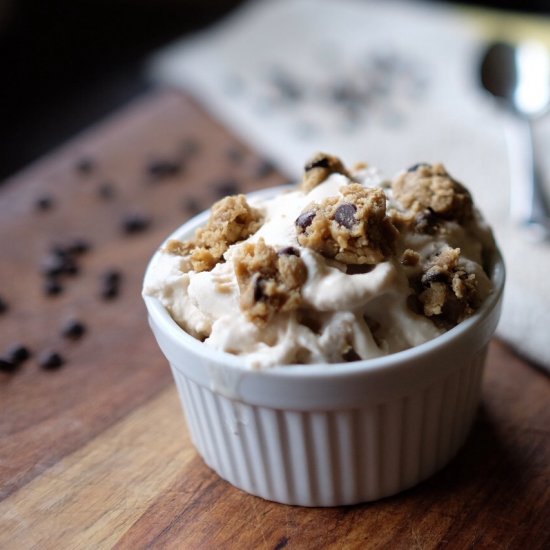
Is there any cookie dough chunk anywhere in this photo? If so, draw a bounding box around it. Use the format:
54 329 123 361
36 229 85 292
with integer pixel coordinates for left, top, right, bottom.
301 152 351 192
234 239 307 323
166 195 263 272
417 246 480 326
392 163 473 225
295 183 398 265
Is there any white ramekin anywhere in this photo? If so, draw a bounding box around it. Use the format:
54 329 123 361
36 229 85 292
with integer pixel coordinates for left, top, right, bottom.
143 188 505 507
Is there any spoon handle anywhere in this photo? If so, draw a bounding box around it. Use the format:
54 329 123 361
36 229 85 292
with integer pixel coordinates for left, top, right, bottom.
524 119 550 240
507 117 550 241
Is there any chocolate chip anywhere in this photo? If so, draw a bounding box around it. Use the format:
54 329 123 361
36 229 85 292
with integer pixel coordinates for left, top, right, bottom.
0 358 17 373
415 208 439 234
62 257 79 276
305 157 330 171
6 344 31 365
39 351 64 370
66 238 91 256
0 296 9 315
44 277 63 296
41 254 66 277
35 195 54 211
407 162 430 172
42 253 79 277
278 246 300 256
213 178 240 198
122 213 151 234
346 264 374 275
102 269 122 286
295 211 315 229
76 157 95 174
421 268 448 286
101 269 122 300
342 347 362 362
334 203 357 228
62 319 87 340
101 285 119 300
147 158 182 179
98 182 116 200
253 276 266 302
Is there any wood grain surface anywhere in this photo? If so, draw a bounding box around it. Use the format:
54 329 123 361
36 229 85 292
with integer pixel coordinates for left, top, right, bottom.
0 89 549 550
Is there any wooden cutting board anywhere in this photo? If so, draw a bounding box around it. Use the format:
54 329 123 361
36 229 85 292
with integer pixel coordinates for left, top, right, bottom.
0 89 549 549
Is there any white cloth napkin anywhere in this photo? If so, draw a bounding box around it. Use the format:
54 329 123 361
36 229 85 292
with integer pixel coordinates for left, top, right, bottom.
149 0 550 370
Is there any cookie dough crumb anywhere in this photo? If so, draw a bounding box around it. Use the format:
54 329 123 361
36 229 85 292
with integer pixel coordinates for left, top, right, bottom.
167 195 263 272
417 246 480 326
392 163 473 223
296 183 397 265
401 248 420 266
301 152 351 192
234 238 307 323
165 239 193 256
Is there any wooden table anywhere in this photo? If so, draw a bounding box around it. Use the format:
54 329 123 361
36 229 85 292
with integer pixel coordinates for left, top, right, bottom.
1 89 549 549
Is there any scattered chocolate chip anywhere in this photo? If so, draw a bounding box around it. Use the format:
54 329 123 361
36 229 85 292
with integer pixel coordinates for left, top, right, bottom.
101 269 122 300
122 213 151 234
407 162 430 172
41 254 66 277
62 257 79 276
0 296 9 315
62 319 87 340
342 347 362 362
295 211 316 229
147 158 182 179
213 178 240 198
66 238 91 256
76 157 96 174
98 182 116 200
334 203 357 228
41 253 79 277
346 264 374 275
0 358 17 373
278 246 300 256
101 285 118 300
226 147 245 165
183 197 202 215
102 269 122 286
305 157 330 171
35 195 54 211
6 344 31 365
44 277 63 296
39 351 64 370
254 159 276 179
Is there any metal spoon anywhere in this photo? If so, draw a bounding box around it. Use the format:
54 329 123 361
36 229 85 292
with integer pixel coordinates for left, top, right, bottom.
480 40 550 241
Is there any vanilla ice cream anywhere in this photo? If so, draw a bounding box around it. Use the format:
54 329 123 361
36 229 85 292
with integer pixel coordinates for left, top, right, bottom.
143 153 495 368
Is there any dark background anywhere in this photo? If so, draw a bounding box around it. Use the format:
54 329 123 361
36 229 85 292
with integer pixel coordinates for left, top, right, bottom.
1 0 548 181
